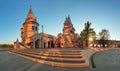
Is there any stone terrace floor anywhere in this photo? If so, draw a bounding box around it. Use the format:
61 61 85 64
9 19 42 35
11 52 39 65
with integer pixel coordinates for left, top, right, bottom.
0 48 120 71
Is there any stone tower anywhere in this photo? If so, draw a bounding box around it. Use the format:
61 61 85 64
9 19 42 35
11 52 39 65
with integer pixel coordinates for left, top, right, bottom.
63 16 75 35
54 16 77 48
21 7 39 45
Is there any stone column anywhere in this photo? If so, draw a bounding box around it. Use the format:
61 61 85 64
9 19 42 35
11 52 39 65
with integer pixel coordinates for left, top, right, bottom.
39 38 41 48
33 39 35 48
40 37 42 48
40 37 44 48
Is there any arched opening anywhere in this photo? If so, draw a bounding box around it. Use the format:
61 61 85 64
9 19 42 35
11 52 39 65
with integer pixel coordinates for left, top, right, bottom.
35 39 40 48
47 40 54 48
48 41 50 48
51 40 54 48
30 42 34 48
44 42 46 48
57 42 61 48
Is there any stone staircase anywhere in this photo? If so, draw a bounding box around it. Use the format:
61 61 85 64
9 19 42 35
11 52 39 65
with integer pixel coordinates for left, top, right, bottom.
9 49 89 68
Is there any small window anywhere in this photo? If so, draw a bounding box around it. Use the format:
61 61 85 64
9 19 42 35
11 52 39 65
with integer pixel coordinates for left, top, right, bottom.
35 27 37 31
32 26 34 30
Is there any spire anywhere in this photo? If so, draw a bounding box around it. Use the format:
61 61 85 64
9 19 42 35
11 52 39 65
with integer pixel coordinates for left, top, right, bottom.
68 15 70 20
64 17 68 24
67 15 73 27
24 6 39 26
27 6 36 19
63 15 75 33
68 15 72 23
64 15 72 26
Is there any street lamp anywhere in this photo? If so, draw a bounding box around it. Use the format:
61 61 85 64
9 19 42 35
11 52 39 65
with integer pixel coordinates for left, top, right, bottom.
42 25 44 48
41 25 44 48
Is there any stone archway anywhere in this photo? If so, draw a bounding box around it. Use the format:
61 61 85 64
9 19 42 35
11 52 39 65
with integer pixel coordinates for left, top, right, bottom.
44 42 46 48
51 40 54 48
47 40 54 48
30 42 34 48
35 39 40 48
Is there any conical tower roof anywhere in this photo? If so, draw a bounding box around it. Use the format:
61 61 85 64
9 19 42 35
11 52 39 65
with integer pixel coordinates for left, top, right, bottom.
27 6 36 19
23 6 39 26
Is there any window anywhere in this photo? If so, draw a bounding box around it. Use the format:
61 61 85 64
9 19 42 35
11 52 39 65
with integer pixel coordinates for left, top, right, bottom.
35 27 37 31
32 26 34 30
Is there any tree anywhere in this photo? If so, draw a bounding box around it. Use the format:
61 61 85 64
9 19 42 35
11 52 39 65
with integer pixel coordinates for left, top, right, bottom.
98 29 110 47
79 21 96 48
0 44 13 48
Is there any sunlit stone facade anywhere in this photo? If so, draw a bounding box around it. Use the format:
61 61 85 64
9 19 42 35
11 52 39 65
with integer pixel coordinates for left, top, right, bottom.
21 7 39 47
14 7 80 49
55 16 80 48
14 7 120 49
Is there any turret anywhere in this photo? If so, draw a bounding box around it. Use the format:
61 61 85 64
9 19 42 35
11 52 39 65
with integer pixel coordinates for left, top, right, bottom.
21 7 39 45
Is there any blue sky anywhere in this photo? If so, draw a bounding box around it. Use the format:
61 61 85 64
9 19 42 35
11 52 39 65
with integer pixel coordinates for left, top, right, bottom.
0 0 120 44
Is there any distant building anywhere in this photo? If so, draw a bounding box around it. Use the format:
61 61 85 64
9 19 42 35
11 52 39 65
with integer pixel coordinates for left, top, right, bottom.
14 7 80 49
91 40 120 48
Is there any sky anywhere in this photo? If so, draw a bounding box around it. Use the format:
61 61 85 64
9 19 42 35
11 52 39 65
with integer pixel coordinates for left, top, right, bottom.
0 0 120 44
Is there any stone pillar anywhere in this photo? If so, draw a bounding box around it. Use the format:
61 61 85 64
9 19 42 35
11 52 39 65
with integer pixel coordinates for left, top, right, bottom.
40 37 44 48
33 40 35 48
40 37 42 48
42 37 44 48
39 38 41 48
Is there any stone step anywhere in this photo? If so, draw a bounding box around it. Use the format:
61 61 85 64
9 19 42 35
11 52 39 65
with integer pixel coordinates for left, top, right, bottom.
15 50 82 57
16 50 82 55
16 51 83 58
16 49 81 53
16 50 45 53
46 50 82 52
14 51 85 63
43 52 82 55
22 49 82 52
17 51 44 54
9 51 89 68
41 54 83 58
21 50 82 54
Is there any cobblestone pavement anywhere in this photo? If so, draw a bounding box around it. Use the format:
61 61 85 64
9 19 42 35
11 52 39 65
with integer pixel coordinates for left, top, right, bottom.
0 49 120 71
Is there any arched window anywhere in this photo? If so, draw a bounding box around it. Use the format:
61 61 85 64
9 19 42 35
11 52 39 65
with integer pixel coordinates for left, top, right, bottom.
35 27 37 31
32 26 34 30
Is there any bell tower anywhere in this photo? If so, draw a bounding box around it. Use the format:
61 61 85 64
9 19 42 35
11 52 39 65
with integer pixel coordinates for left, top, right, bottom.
21 7 39 45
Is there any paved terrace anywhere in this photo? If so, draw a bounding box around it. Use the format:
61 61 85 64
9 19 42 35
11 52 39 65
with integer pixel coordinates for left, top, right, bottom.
0 48 120 71
9 48 120 67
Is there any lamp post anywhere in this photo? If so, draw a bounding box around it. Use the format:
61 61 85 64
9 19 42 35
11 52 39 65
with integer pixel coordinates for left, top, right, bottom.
41 25 44 48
